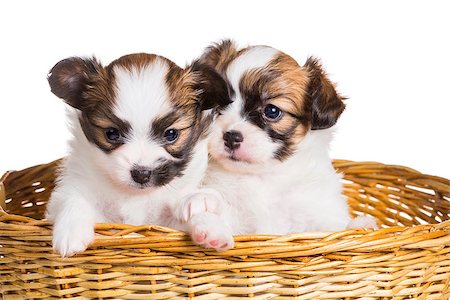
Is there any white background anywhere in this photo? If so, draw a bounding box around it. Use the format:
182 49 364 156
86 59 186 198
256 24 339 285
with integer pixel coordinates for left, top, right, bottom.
1 0 449 179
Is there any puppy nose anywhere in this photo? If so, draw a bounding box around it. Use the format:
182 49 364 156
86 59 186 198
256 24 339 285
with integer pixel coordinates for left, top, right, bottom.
223 130 244 150
130 166 151 184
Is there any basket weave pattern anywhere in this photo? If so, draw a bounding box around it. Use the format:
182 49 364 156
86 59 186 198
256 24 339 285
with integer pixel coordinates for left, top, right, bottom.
1 159 449 299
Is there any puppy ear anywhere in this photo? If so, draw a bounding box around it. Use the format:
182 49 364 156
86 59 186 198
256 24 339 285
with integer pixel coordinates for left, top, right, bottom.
47 57 102 110
304 57 346 130
190 61 231 111
198 39 239 74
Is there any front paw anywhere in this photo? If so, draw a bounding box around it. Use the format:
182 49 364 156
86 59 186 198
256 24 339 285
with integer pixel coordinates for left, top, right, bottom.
189 212 234 251
52 222 95 257
177 189 222 222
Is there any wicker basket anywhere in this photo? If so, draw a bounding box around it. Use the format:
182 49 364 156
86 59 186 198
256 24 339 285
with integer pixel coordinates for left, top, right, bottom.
0 159 449 299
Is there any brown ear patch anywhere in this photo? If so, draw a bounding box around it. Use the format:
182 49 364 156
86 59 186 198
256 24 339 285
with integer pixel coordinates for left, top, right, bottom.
304 57 346 130
48 55 133 153
165 62 199 108
48 57 103 110
198 39 240 74
188 61 231 111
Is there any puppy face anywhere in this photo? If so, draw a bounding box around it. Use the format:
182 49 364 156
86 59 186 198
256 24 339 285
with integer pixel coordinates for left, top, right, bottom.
200 40 345 172
48 54 229 191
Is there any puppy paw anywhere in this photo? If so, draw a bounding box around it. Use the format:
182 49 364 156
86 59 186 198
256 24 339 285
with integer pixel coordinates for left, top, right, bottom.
189 212 234 251
177 189 222 222
347 216 379 230
52 221 95 257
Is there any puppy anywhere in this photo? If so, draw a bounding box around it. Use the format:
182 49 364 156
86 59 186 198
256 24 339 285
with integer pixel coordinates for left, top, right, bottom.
45 53 229 257
176 40 377 251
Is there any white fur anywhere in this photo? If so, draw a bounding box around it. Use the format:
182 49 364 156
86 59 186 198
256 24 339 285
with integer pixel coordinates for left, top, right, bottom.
46 60 208 257
113 60 171 132
203 129 352 235
226 46 278 90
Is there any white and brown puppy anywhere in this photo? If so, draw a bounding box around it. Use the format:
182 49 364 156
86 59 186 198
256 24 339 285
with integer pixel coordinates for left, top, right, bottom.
177 41 377 251
46 53 229 257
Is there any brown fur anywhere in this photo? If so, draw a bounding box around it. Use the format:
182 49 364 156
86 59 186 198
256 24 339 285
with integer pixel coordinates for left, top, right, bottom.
198 39 241 75
165 62 200 108
239 52 310 145
304 57 346 130
108 53 158 73
149 106 199 158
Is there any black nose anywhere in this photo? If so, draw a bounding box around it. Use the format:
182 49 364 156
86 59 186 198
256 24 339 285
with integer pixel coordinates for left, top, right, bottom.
223 130 244 150
130 166 151 184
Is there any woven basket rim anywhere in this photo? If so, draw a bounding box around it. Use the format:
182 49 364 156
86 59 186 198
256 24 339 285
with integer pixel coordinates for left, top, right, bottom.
1 157 449 220
1 157 449 258
1 157 449 214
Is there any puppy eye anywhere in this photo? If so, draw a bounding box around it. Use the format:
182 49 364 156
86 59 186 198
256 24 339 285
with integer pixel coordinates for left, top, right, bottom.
104 127 122 143
164 128 179 143
263 104 283 121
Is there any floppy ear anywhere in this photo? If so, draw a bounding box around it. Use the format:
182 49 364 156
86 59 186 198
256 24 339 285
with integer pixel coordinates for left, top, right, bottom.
190 61 231 111
47 57 102 110
304 57 346 130
198 39 239 74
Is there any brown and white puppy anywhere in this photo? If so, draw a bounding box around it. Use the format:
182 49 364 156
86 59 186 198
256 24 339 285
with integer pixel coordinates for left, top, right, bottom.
176 41 377 251
45 53 229 257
